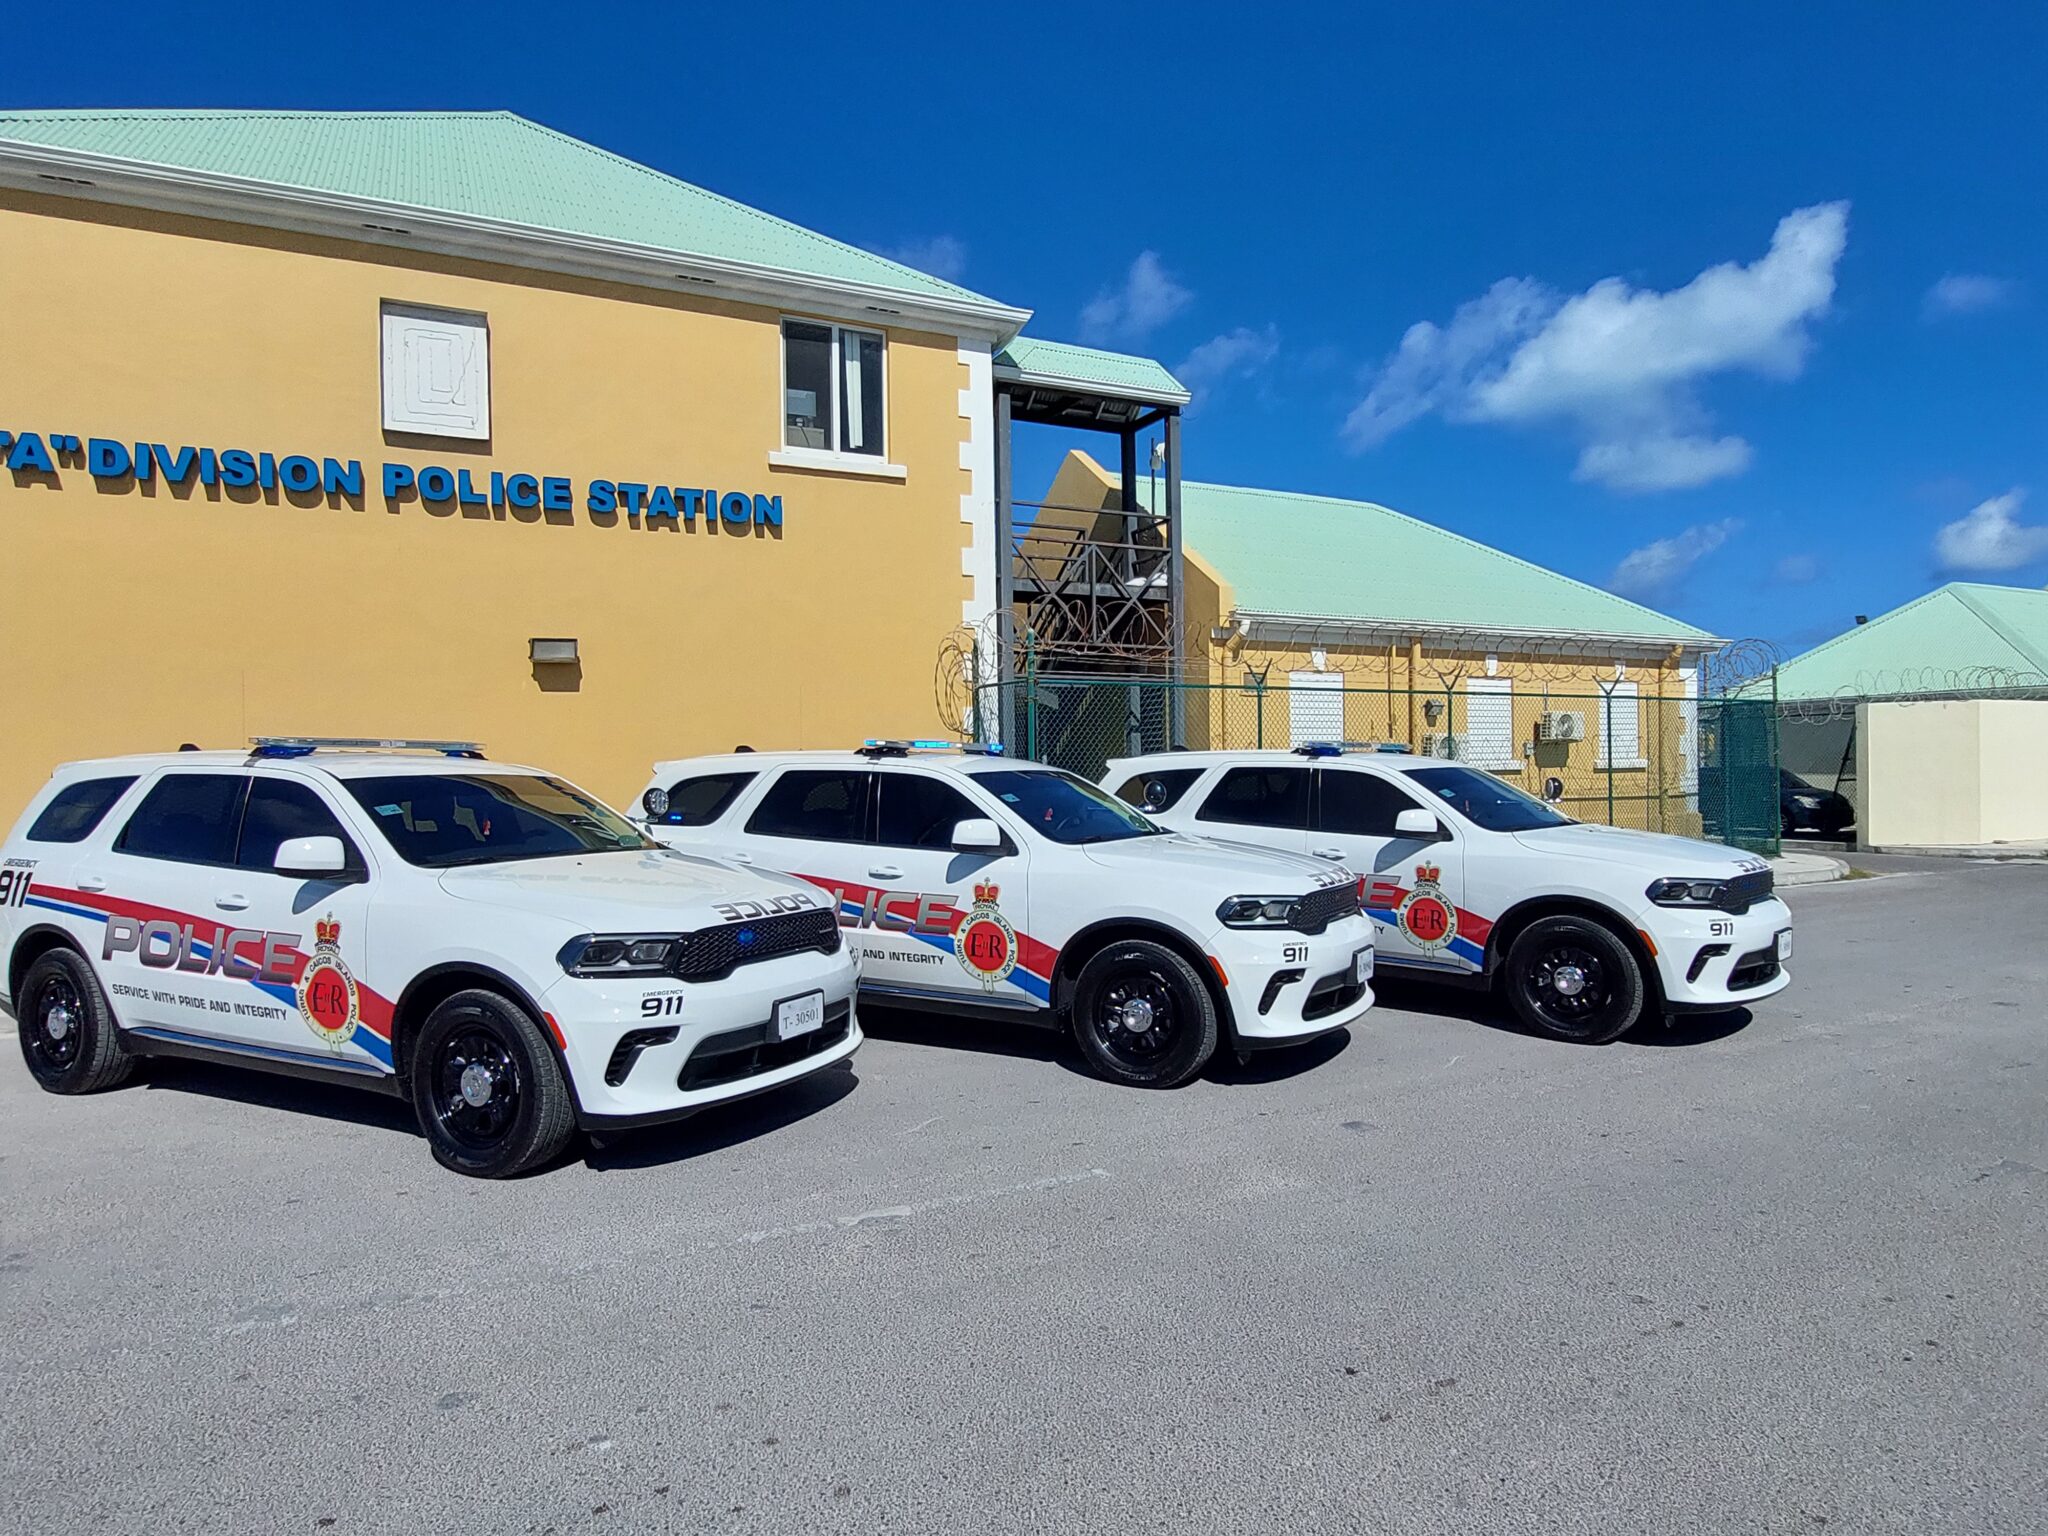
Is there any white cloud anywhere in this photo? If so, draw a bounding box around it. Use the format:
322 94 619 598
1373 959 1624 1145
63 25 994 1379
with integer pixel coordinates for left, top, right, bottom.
1771 553 1821 586
1080 251 1193 343
1609 518 1742 599
1923 273 2022 320
1344 202 1850 493
1933 489 2048 572
1175 325 1280 403
878 235 967 283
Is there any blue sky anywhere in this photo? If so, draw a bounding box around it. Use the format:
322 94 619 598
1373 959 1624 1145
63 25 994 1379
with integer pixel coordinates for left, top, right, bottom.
6 1 2044 655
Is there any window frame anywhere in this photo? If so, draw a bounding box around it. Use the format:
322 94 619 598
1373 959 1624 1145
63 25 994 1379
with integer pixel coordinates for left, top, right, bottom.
658 771 759 829
774 317 899 474
1193 764 1314 831
872 769 1003 852
742 768 878 845
1461 677 1521 771
235 775 369 880
25 775 139 844
380 300 491 441
1597 681 1647 770
1314 767 1428 839
112 772 252 870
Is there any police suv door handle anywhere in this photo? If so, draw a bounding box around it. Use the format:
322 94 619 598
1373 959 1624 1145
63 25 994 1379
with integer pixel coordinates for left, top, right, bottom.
214 893 251 912
1311 847 1345 860
76 875 108 893
867 865 905 881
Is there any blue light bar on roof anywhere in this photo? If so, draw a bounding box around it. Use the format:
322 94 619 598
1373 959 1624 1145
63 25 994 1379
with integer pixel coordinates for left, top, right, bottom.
249 736 486 759
859 738 1003 756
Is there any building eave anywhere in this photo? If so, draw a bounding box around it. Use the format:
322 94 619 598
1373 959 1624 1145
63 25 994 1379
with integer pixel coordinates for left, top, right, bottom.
1234 608 1723 657
0 139 1034 342
991 360 1190 409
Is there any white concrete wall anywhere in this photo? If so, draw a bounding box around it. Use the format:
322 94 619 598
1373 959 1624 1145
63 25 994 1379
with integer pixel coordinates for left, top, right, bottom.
1858 699 2048 846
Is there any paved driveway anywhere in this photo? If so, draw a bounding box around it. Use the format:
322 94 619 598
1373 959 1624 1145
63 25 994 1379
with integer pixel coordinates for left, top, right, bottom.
2 863 2043 1534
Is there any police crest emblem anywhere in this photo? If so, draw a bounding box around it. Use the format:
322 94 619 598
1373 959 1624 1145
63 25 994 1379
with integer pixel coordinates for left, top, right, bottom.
296 914 361 1050
1397 864 1459 953
954 881 1019 990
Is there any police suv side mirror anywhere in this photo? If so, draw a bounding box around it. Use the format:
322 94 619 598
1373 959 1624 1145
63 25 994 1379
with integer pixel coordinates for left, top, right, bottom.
1393 808 1443 840
951 817 1003 852
275 835 348 877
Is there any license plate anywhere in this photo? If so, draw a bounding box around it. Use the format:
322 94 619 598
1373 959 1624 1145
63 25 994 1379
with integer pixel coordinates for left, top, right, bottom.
772 991 825 1041
1775 929 1793 963
1354 947 1374 984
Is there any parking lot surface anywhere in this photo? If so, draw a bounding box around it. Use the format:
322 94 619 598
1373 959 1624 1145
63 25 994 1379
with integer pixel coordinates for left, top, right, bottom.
3 862 2043 1535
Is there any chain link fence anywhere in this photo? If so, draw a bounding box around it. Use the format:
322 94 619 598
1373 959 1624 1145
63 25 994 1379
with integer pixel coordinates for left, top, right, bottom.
970 674 1780 855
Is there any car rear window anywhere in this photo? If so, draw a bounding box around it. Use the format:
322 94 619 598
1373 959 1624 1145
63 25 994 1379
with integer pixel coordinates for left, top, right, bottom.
1112 767 1204 813
115 773 249 866
658 771 756 827
26 776 137 843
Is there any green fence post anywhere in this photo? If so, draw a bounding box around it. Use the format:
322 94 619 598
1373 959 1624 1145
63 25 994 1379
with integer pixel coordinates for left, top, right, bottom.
1023 631 1039 762
1255 671 1266 748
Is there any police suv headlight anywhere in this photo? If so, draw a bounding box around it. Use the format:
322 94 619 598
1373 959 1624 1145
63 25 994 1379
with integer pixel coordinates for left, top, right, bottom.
1217 895 1303 928
1645 878 1729 909
559 933 685 977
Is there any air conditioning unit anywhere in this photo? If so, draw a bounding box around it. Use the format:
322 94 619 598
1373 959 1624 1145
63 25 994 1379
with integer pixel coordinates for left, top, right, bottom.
1537 710 1586 743
1420 731 1460 759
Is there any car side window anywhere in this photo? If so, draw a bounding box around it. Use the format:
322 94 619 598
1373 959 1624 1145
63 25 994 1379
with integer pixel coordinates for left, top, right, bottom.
1317 769 1426 837
660 772 757 827
25 776 138 843
1112 767 1205 813
115 773 249 866
744 770 874 843
1195 766 1311 829
874 773 984 849
237 779 365 873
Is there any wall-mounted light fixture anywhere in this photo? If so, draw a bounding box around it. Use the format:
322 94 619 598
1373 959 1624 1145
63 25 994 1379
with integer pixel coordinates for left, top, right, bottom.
1423 697 1445 725
529 637 579 665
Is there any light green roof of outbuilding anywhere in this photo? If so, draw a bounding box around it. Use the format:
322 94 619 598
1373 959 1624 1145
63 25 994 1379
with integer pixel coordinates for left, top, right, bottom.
995 336 1189 406
1768 583 2048 700
1145 477 1712 645
0 108 1015 312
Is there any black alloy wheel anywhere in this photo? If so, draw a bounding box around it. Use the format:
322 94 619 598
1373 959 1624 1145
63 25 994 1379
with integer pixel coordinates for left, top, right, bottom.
409 990 577 1178
1070 940 1220 1089
16 948 135 1093
1504 916 1646 1045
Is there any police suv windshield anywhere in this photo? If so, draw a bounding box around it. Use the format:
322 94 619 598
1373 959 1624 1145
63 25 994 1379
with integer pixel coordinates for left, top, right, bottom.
1407 765 1574 833
344 774 657 867
974 768 1163 845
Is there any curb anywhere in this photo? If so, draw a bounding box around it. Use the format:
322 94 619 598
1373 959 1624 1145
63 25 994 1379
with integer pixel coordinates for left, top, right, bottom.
1770 854 1850 887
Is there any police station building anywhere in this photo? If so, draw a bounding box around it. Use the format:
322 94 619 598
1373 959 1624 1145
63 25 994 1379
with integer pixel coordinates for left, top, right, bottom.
0 109 1192 819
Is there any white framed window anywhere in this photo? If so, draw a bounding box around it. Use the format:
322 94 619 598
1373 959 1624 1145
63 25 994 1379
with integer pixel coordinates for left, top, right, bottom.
1462 677 1519 769
1287 670 1344 747
381 302 490 440
1598 681 1646 769
779 318 886 459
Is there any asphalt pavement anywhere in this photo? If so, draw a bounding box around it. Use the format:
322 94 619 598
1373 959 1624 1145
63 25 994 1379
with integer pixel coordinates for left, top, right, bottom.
3 862 2044 1535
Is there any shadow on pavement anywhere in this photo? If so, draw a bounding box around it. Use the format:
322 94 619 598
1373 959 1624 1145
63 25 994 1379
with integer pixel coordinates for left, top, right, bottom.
139 1057 420 1135
582 1063 859 1171
856 1003 1094 1077
1205 1027 1352 1084
1368 974 1755 1048
1630 1008 1756 1047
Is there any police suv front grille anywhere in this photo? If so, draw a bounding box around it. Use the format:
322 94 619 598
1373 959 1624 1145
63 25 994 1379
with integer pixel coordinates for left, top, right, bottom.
1727 946 1781 991
1293 882 1362 934
673 908 841 981
1720 871 1774 914
676 1000 854 1092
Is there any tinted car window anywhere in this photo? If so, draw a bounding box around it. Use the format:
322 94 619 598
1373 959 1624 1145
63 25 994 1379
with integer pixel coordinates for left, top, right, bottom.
1196 766 1311 829
974 769 1160 845
1113 767 1205 813
116 773 248 866
237 779 362 872
745 770 873 843
343 775 653 868
875 774 984 849
660 772 756 827
1408 766 1572 832
1318 769 1425 837
26 776 137 843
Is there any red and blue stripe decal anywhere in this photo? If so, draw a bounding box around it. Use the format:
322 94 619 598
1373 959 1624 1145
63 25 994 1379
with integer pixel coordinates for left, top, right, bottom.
23 884 396 1069
799 874 1057 1004
1361 881 1493 968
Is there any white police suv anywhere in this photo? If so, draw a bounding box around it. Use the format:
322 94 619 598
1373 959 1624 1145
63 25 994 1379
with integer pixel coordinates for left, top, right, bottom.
1104 746 1792 1045
633 743 1377 1089
1 739 859 1177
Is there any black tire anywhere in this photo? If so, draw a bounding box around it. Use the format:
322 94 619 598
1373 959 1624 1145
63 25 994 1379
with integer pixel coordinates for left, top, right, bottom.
17 948 135 1094
1069 940 1220 1089
408 989 577 1178
1504 915 1648 1045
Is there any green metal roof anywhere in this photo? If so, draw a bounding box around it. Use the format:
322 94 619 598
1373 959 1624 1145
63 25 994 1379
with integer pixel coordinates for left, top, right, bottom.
1768 583 2048 700
0 109 1010 309
995 336 1188 405
1145 477 1712 644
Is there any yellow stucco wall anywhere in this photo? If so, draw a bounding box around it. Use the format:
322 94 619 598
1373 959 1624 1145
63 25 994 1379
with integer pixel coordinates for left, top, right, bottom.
0 191 979 820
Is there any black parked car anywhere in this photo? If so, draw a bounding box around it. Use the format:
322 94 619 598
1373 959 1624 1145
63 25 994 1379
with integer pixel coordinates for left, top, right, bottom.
1781 769 1854 838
